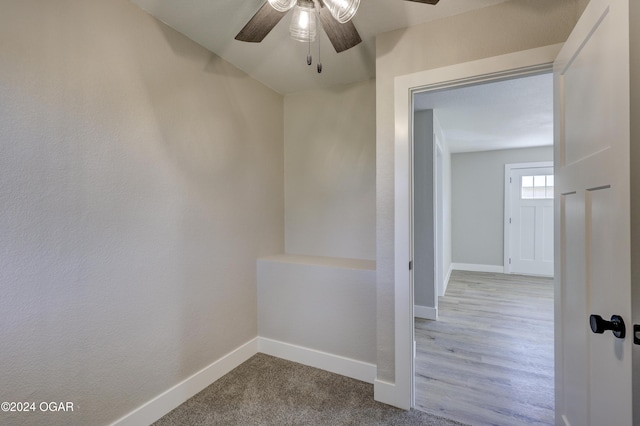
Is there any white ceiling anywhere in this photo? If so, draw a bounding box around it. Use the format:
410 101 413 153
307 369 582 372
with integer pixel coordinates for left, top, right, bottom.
129 0 509 94
129 0 550 152
414 73 553 153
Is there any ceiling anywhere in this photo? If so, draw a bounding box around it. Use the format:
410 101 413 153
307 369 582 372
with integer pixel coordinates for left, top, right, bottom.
129 0 509 94
129 0 551 153
414 73 553 153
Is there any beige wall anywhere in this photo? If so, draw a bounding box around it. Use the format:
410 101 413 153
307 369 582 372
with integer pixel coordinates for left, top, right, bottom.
0 0 283 424
578 0 590 16
375 0 585 383
284 80 376 260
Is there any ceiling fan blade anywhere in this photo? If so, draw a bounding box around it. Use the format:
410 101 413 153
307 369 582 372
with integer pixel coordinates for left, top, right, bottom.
318 7 362 53
404 0 440 4
235 3 287 43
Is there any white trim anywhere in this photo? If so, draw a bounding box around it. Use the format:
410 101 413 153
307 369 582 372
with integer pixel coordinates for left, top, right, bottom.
112 336 379 426
414 305 438 320
434 142 444 304
257 337 376 384
393 43 563 411
374 379 397 407
443 263 453 296
504 164 512 273
110 338 258 426
451 262 505 273
503 161 554 274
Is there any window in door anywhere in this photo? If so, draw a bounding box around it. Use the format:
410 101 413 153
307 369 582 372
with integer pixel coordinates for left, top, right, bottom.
521 175 554 199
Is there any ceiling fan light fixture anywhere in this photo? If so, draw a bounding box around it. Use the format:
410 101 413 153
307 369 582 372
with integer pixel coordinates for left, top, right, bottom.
267 0 297 13
323 0 360 24
289 1 316 42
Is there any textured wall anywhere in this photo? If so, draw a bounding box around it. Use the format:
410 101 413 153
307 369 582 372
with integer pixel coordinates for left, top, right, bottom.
375 0 584 383
451 146 554 266
0 0 284 424
284 80 376 260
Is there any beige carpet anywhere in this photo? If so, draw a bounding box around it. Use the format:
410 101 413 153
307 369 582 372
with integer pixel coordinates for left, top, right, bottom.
153 353 467 425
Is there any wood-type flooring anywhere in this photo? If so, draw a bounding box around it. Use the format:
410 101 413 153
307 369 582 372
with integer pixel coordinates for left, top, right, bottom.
414 270 554 426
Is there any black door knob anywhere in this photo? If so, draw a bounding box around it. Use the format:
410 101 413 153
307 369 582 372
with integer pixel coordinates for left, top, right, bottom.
590 314 626 339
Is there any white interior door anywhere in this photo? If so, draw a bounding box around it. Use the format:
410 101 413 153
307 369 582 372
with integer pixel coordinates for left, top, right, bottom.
508 164 554 276
554 0 634 425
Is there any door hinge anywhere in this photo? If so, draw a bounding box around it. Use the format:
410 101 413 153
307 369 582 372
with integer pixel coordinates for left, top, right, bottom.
409 260 413 271
510 177 512 183
509 258 512 264
509 217 512 224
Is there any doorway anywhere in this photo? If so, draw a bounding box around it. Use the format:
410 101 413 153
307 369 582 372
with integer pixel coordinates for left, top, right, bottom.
389 44 563 412
410 74 555 424
390 3 637 421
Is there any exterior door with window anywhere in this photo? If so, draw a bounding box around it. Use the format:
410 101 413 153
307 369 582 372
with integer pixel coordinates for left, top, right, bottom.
506 163 554 276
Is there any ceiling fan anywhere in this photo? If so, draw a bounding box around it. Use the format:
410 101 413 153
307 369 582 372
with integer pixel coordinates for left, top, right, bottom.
235 0 441 56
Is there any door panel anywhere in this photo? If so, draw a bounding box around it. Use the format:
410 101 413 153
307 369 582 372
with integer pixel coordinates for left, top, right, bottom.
519 206 536 260
563 8 615 165
554 0 632 424
560 192 588 426
542 206 553 263
587 187 630 425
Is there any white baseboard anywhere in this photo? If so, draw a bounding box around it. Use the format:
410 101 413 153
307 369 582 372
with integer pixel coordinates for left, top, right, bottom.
258 337 376 384
111 338 258 426
442 264 453 296
374 379 396 406
414 305 437 320
374 379 408 409
111 337 379 425
452 262 504 274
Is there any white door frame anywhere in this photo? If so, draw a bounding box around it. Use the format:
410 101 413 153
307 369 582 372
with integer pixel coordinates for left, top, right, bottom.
391 44 562 409
503 161 554 275
434 141 444 297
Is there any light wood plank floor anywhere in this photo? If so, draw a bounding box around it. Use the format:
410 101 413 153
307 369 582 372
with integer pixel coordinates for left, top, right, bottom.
414 270 554 426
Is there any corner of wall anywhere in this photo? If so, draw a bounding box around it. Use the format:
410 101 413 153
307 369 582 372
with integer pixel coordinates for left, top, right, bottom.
111 339 258 426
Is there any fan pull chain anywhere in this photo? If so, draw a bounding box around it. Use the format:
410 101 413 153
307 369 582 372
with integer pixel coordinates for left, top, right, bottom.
307 37 312 66
316 10 322 73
